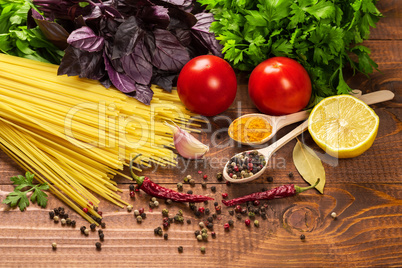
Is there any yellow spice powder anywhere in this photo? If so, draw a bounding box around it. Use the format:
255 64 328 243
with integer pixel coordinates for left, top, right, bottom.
229 116 272 143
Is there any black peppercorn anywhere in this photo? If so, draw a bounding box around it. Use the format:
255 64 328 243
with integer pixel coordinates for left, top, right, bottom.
178 246 183 253
49 211 55 219
228 220 234 226
267 176 273 182
187 190 193 194
201 182 207 188
211 186 216 192
300 234 305 240
229 210 234 216
205 208 210 215
96 218 102 224
95 242 101 250
71 220 76 227
194 230 200 237
236 214 242 220
164 233 168 240
141 212 146 219
54 208 59 216
212 213 217 219
187 219 191 224
90 223 96 231
194 210 201 217
101 222 106 228
99 233 105 241
288 172 294 178
129 184 135 191
207 216 213 223
203 200 208 205
98 229 103 235
80 226 86 234
214 202 218 207
207 223 213 230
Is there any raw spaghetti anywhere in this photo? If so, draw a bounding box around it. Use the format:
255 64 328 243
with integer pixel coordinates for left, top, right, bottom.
0 53 201 223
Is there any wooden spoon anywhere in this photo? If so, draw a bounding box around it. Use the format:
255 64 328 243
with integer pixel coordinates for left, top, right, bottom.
228 90 393 145
223 90 395 183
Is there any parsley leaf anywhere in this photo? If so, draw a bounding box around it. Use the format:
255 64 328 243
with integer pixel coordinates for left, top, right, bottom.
2 172 49 211
199 0 382 103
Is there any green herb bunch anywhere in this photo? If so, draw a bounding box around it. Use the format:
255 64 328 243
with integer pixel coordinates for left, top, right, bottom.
198 0 382 104
2 171 49 211
0 0 64 63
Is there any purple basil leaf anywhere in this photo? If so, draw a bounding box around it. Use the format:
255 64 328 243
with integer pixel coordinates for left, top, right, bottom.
104 54 137 93
102 5 123 19
167 7 197 28
33 17 70 50
191 13 223 57
58 46 105 80
121 41 153 85
27 8 42 29
67 26 105 52
174 28 192 46
112 16 144 60
151 69 177 92
84 5 103 20
139 6 170 29
151 28 190 72
129 83 154 105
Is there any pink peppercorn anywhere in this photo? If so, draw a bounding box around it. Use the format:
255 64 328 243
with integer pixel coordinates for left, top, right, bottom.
198 170 203 174
89 201 93 206
245 219 251 226
98 211 103 216
222 193 228 198
234 166 239 172
235 205 242 213
253 200 260 206
198 207 205 213
224 223 230 231
229 173 233 178
129 191 135 198
203 174 208 180
139 208 145 214
83 207 88 213
215 205 221 212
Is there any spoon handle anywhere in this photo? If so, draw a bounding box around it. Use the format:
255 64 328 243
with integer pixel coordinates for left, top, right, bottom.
259 120 309 157
358 90 395 105
275 110 310 129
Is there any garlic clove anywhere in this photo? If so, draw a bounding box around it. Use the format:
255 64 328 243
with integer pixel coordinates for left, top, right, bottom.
165 122 209 159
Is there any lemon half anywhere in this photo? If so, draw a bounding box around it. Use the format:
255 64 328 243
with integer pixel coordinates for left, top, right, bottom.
308 94 379 158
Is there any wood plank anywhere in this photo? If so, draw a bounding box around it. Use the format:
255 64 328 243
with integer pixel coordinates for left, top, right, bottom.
370 0 402 40
1 183 401 267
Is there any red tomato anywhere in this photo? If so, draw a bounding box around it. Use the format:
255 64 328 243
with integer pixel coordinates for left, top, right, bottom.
177 55 237 116
248 57 312 116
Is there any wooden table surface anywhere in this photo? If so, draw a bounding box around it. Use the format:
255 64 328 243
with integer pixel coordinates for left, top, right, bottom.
0 1 401 267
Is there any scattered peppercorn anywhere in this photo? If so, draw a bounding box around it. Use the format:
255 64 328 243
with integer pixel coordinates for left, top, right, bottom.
300 234 305 240
165 199 172 205
203 174 208 180
84 229 89 236
207 216 213 223
52 242 57 250
189 179 195 186
207 222 213 230
245 219 251 226
202 232 208 240
229 209 234 216
90 223 96 231
95 242 102 250
253 200 260 206
61 218 66 225
194 230 200 237
267 176 273 183
127 205 133 212
198 207 205 214
197 234 203 241
201 182 207 188
228 220 234 226
83 207 88 213
101 222 106 228
134 210 139 216
54 208 59 216
216 172 223 181
234 205 242 213
224 223 230 231
199 222 205 228
187 219 191 224
212 213 217 219
222 193 228 198
254 220 259 227
98 229 103 235
99 233 104 241
164 233 168 240
248 212 255 218
141 212 146 219
162 208 169 217
288 172 294 178
211 231 216 238
49 211 55 219
331 212 337 219
187 190 193 195
129 184 135 191
136 216 143 223
236 214 242 220
211 186 216 192
178 246 183 253
71 220 76 228
215 205 221 213
139 208 145 214
226 181 231 186
53 216 59 223
66 218 72 226
177 182 183 190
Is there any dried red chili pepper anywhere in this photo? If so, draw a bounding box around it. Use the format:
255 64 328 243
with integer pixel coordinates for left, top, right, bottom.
221 179 320 206
130 156 213 203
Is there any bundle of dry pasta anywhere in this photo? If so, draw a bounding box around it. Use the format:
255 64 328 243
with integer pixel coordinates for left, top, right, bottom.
0 53 200 223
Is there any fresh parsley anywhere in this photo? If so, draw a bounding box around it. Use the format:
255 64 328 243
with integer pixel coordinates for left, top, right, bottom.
2 171 49 211
198 0 382 105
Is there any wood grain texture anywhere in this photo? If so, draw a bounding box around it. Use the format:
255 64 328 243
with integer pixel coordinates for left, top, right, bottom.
0 0 401 267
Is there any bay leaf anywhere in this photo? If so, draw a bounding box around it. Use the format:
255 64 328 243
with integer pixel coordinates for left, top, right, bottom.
293 140 326 194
